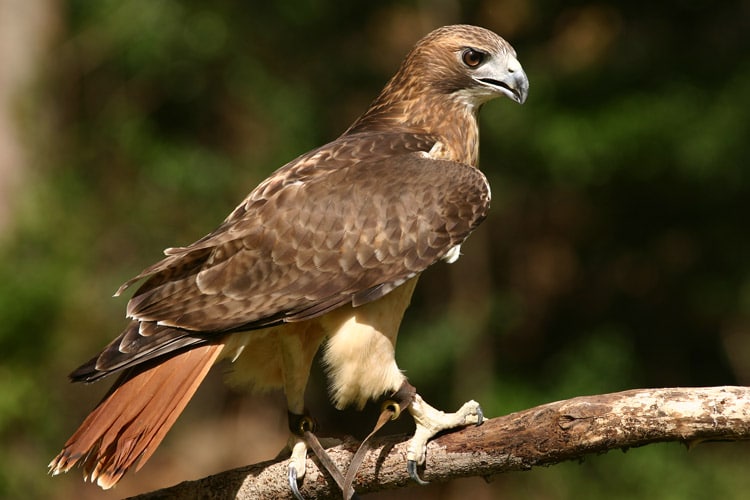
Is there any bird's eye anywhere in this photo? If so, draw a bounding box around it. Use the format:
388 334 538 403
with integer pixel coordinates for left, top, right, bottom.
462 48 485 68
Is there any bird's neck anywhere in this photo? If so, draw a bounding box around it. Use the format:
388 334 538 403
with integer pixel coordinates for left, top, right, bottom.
347 92 481 166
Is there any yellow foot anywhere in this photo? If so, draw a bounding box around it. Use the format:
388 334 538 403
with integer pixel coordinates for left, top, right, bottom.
406 394 484 484
287 436 308 500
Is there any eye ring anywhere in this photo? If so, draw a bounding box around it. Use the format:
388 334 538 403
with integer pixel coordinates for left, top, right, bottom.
462 48 485 68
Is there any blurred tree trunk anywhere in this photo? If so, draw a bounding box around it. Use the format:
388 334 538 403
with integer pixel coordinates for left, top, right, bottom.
0 0 59 234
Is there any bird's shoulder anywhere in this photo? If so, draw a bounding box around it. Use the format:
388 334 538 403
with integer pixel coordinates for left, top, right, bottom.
228 131 441 221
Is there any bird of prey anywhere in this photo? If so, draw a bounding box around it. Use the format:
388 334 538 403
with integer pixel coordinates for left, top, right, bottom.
49 24 528 497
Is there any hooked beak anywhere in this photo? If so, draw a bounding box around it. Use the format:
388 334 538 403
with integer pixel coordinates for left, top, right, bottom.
473 54 529 104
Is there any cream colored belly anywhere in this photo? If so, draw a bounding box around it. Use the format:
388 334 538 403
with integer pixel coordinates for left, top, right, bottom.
320 278 417 409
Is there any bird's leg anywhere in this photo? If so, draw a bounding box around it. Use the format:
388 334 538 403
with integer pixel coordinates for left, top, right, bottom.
278 325 321 499
406 393 484 484
342 381 417 498
286 412 316 500
287 410 352 499
278 324 345 499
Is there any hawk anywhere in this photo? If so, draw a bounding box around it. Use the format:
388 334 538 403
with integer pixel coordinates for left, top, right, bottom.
49 24 528 498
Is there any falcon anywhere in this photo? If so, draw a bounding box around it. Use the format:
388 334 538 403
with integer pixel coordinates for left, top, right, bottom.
49 24 528 498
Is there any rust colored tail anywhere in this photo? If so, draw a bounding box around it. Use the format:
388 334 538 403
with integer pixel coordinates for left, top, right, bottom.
49 343 224 489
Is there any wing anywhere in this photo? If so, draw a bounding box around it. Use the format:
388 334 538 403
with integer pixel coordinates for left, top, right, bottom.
74 132 490 380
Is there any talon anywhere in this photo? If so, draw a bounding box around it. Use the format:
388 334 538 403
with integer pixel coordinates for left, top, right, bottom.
405 395 483 486
407 459 430 485
289 464 305 500
287 437 308 498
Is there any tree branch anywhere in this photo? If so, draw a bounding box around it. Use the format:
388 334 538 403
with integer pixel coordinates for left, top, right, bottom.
128 386 750 499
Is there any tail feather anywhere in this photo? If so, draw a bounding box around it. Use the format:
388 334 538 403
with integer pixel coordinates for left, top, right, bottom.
49 343 224 489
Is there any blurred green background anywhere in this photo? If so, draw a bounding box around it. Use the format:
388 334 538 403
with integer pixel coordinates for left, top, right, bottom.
1 0 749 498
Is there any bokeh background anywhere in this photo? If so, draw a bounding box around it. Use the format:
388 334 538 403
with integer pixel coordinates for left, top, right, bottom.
2 0 749 498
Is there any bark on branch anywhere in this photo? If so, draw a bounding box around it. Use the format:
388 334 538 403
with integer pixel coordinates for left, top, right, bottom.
129 386 750 499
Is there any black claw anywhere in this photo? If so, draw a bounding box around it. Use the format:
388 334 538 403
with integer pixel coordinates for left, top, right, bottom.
476 405 484 426
289 465 305 500
407 459 430 485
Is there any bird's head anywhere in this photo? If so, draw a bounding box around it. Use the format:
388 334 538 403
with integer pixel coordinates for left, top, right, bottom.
348 25 528 152
407 24 529 107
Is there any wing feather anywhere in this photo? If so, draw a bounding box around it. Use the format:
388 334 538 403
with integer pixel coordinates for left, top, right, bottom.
136 154 489 329
82 131 490 378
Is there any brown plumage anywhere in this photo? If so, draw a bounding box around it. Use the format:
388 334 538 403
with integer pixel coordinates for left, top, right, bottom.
50 24 528 491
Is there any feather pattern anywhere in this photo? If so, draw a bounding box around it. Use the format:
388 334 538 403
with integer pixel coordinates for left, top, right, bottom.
77 138 490 381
